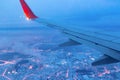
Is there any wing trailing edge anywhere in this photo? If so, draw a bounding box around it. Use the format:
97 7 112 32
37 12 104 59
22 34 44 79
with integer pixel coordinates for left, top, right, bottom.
20 0 38 20
59 39 81 47
92 55 119 66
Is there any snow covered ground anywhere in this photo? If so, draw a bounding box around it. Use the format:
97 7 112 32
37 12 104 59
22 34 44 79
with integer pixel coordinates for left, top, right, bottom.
0 27 120 80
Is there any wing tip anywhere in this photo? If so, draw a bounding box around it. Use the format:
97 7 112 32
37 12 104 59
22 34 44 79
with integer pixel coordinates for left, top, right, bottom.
20 0 38 20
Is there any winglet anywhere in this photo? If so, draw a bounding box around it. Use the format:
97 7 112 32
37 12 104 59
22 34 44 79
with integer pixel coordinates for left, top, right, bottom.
20 0 38 20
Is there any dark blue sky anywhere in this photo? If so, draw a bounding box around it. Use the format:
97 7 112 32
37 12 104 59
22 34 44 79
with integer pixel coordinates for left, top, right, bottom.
0 0 120 27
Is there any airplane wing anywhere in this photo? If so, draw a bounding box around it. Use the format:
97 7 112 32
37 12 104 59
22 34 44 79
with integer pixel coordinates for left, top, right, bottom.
20 0 120 66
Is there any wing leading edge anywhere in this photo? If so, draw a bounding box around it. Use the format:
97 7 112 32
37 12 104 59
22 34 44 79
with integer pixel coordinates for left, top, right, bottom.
19 0 120 66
